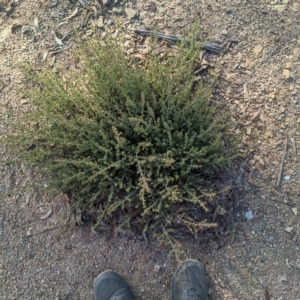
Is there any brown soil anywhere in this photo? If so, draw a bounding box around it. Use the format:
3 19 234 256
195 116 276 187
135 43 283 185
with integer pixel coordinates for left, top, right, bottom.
1 0 300 299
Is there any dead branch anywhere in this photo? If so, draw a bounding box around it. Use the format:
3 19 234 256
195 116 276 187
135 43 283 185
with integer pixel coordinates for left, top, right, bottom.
276 135 288 188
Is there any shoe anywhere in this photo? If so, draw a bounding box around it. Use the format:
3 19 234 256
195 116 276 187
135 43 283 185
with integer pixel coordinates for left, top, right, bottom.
170 259 208 300
93 270 135 300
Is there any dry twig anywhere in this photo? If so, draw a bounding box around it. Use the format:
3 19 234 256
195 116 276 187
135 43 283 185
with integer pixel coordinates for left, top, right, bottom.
229 96 259 100
276 135 288 188
292 133 297 160
135 29 222 54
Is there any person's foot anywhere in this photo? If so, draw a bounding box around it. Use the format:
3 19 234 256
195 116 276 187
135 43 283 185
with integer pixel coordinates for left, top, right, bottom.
93 270 135 300
170 259 208 300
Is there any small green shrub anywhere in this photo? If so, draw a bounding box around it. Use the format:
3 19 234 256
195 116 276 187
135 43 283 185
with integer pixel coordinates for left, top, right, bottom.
6 27 238 245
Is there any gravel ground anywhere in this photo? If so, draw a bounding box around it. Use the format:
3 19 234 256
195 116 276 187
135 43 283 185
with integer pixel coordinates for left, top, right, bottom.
1 0 300 299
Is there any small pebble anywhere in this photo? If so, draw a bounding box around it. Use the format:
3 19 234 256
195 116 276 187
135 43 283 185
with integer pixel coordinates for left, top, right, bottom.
49 2 57 8
107 19 114 26
153 265 160 272
245 210 253 220
125 8 138 20
268 235 275 242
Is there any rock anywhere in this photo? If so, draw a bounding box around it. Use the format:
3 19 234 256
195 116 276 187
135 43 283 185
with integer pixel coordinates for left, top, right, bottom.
245 210 253 220
49 2 57 8
279 276 288 283
293 48 300 58
21 99 29 105
50 11 64 18
112 7 124 14
285 62 292 69
283 69 293 79
222 29 228 35
279 105 285 113
153 265 160 272
285 226 293 233
268 235 275 242
103 0 112 6
107 19 114 26
253 45 263 56
125 8 138 20
272 5 287 13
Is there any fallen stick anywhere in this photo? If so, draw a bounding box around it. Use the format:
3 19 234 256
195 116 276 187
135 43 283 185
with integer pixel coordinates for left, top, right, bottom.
276 135 288 187
292 133 297 160
228 96 260 100
135 29 222 54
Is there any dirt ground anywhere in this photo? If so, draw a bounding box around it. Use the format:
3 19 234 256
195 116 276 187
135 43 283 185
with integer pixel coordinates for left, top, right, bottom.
1 0 300 299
